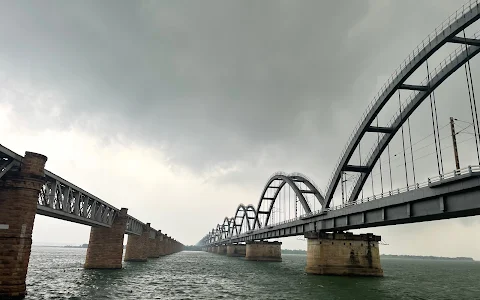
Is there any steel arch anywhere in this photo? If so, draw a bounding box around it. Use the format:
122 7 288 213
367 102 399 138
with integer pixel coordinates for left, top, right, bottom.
324 2 480 207
253 172 325 229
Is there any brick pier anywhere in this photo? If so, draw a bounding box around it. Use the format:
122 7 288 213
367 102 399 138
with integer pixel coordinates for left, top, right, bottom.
0 152 47 299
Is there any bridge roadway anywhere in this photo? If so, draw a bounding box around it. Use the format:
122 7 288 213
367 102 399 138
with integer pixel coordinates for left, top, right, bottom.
2 143 150 235
0 145 183 299
210 166 480 245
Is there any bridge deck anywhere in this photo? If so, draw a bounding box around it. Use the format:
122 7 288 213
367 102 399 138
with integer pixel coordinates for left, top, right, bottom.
211 172 480 245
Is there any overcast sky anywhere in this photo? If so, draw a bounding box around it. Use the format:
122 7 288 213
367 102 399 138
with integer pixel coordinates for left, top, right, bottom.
2 0 480 259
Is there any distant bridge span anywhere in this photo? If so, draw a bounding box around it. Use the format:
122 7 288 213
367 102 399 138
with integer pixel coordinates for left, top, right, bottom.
200 1 480 249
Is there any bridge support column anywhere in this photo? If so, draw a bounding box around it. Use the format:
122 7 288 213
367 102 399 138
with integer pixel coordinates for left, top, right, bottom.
164 237 172 255
227 244 246 257
245 241 282 262
147 229 159 258
124 223 151 262
154 232 165 257
0 152 47 299
305 232 383 277
218 244 227 255
84 208 129 269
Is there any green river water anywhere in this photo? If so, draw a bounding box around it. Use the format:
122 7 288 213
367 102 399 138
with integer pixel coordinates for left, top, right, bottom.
25 247 480 299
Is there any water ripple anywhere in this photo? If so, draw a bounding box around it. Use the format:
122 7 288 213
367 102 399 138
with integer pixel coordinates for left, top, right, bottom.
26 247 480 300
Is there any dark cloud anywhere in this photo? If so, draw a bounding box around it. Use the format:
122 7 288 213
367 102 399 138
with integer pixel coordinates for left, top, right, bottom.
0 0 477 191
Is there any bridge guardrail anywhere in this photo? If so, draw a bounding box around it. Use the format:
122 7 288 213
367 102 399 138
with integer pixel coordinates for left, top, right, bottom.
225 165 480 239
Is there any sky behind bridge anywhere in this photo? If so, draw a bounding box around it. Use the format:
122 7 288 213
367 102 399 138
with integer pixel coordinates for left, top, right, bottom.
1 0 480 258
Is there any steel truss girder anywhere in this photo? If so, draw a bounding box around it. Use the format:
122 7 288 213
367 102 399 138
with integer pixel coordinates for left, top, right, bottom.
0 144 147 236
324 3 480 207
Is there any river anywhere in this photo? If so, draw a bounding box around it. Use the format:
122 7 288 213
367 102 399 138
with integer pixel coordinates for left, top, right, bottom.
26 247 480 299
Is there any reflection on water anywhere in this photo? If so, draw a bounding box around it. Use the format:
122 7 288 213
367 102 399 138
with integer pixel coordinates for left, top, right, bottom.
26 247 480 300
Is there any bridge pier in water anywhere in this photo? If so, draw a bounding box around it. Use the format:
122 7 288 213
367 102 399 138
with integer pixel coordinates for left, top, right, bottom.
227 243 246 257
124 223 151 262
155 231 166 257
218 244 227 255
0 152 47 299
245 241 282 262
305 232 383 276
147 230 161 258
84 208 129 269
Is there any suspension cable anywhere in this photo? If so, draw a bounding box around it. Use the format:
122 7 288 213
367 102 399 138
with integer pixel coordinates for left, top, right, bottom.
387 144 393 191
463 30 480 164
407 118 416 185
399 90 409 187
341 171 345 204
426 60 442 176
359 142 364 199
371 170 375 196
377 118 384 194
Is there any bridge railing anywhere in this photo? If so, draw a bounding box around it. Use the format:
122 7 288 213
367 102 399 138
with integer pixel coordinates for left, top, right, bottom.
324 0 480 198
320 165 480 215
225 165 480 240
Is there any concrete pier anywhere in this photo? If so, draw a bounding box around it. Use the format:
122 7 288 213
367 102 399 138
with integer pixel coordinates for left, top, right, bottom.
147 229 160 258
154 231 165 257
124 223 151 262
305 232 383 277
218 244 227 255
245 241 282 262
0 152 47 299
164 236 172 255
84 208 129 269
227 244 246 257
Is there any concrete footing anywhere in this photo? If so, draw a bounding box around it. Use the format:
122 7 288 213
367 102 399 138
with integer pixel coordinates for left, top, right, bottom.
0 152 47 299
124 223 151 262
227 244 246 257
245 241 282 262
305 232 383 277
84 208 129 269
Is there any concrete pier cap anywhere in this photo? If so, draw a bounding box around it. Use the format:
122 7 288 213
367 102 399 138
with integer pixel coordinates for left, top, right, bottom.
305 231 383 277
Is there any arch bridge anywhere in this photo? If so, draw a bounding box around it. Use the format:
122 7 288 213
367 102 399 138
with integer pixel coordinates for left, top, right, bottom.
200 0 480 276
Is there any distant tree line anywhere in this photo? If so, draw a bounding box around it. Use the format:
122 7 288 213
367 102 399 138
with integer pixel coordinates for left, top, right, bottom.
281 249 306 254
184 245 203 251
381 254 474 261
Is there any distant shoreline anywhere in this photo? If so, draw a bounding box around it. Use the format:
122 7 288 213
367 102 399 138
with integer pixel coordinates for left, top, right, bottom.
380 254 474 261
281 249 474 261
33 245 475 261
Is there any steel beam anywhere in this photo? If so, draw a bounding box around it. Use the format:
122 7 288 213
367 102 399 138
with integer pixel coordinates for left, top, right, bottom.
398 84 428 91
449 36 480 46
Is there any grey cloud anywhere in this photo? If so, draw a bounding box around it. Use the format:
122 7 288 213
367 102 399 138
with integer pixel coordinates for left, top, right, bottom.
0 0 478 188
